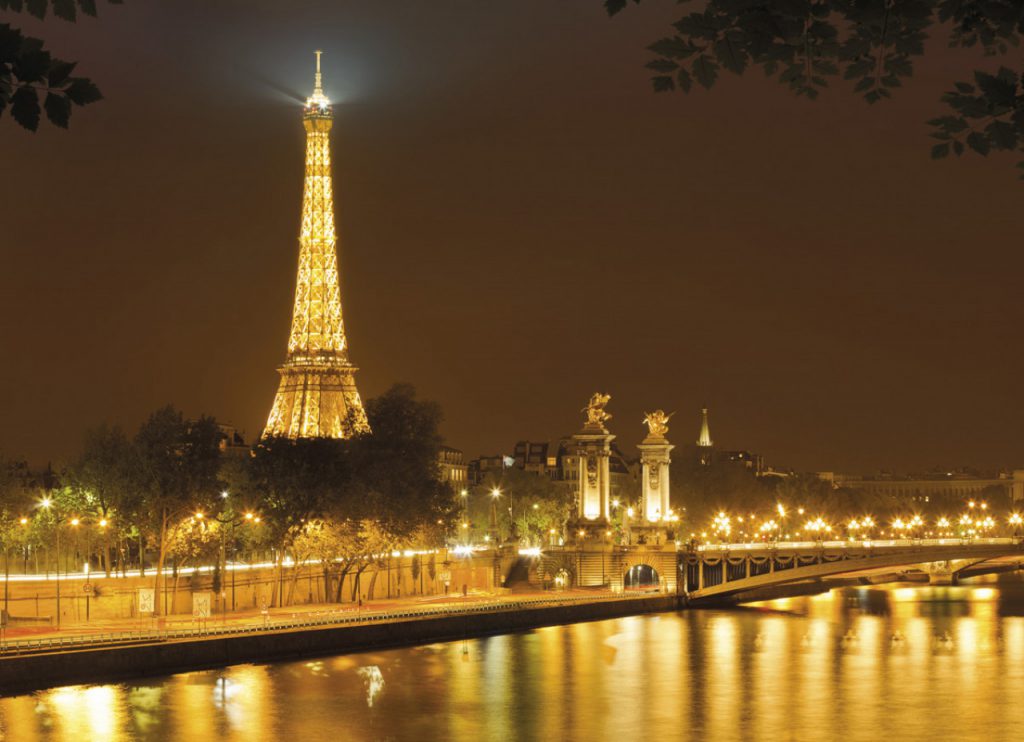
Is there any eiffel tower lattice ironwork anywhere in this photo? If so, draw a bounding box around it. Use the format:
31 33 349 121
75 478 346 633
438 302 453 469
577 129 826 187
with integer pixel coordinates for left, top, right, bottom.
263 52 370 439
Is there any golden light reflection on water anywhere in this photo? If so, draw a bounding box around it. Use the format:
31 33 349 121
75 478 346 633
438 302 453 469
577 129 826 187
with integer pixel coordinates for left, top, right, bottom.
5 578 1024 741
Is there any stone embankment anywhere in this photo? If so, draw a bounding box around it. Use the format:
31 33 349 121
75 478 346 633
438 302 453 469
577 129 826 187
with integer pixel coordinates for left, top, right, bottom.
0 594 683 694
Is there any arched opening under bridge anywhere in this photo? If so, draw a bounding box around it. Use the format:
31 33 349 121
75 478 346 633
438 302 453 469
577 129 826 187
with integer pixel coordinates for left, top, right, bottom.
624 564 659 590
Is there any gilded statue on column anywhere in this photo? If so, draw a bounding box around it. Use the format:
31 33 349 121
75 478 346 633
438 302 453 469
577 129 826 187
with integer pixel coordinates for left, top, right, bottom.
642 410 673 439
582 393 612 429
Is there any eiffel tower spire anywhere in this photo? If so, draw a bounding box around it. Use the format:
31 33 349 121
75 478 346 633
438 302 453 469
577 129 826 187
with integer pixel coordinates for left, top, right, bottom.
263 52 370 439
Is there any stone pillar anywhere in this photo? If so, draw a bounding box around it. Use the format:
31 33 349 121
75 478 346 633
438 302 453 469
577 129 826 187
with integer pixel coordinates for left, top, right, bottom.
567 394 616 542
574 431 614 526
638 436 674 524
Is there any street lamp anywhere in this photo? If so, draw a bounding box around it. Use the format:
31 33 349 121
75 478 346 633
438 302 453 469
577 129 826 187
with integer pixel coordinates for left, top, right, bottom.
489 488 501 545
1009 513 1023 538
39 498 65 628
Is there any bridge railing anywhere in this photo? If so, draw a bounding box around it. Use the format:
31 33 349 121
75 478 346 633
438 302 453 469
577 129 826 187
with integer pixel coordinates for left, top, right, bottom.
696 537 1019 553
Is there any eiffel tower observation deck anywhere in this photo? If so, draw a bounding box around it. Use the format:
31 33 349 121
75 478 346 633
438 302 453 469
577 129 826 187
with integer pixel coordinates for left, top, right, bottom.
263 52 370 439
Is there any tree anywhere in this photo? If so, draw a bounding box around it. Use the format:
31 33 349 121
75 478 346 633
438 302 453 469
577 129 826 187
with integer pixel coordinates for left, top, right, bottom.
240 436 352 607
604 1 1024 178
0 453 33 613
477 467 573 545
132 406 222 615
1 1 121 131
351 384 458 543
65 423 133 576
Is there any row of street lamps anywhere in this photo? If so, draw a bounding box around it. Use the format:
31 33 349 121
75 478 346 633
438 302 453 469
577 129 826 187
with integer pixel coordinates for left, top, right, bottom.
703 504 1024 543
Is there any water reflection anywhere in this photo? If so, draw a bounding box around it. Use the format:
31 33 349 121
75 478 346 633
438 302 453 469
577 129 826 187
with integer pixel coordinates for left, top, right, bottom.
4 576 1024 741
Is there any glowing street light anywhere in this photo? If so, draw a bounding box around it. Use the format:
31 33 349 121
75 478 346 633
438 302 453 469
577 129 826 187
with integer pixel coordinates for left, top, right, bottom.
1009 512 1023 537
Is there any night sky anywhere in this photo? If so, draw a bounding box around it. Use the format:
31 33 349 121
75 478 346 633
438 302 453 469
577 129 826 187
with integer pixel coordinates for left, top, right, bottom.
1 1 1022 473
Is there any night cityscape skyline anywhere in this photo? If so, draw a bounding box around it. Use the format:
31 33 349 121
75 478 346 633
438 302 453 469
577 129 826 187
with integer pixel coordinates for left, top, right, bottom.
3 3 1023 469
4 5 1024 736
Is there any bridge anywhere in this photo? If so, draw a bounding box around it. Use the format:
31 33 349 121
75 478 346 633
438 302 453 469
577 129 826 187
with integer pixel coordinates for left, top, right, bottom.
681 537 1024 605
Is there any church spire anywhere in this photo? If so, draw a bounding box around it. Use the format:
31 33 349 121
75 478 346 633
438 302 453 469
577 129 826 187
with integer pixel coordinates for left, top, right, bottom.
697 406 713 466
263 52 370 440
697 406 713 448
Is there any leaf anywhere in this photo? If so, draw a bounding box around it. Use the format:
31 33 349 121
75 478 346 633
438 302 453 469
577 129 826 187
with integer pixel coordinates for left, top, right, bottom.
65 77 102 106
927 116 968 133
985 119 1018 150
676 67 692 92
674 13 719 40
692 54 718 89
930 142 950 159
966 131 991 155
713 33 746 75
652 75 675 92
853 77 873 93
604 0 630 16
43 91 71 127
10 85 40 130
13 47 50 82
885 57 913 77
953 140 964 156
52 0 76 21
78 0 98 16
954 82 975 94
25 0 47 19
975 69 1016 107
47 59 76 87
650 39 697 62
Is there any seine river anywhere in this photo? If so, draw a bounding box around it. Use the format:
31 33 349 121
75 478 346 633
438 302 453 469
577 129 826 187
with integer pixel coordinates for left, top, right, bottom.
3 576 1024 741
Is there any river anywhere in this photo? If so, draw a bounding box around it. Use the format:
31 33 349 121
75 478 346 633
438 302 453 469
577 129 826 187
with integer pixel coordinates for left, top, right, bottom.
3 575 1024 741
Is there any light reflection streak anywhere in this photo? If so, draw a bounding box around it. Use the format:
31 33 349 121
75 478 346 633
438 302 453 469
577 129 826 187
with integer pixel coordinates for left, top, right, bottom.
705 614 739 741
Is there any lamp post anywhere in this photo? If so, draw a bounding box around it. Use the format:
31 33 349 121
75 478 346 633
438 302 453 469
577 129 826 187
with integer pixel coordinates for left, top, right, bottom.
39 498 66 628
489 488 501 545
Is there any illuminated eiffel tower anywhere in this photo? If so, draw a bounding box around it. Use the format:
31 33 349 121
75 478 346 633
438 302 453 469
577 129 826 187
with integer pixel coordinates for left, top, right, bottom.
263 52 370 439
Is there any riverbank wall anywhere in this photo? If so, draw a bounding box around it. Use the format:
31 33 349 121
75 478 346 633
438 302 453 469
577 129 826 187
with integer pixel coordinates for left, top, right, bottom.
0 595 683 694
1 550 500 625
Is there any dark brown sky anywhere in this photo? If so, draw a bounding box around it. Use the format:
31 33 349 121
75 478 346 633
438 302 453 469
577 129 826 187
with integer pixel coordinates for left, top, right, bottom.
1 1 1021 473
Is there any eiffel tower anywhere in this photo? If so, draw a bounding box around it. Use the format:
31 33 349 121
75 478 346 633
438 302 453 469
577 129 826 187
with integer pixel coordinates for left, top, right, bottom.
263 52 370 439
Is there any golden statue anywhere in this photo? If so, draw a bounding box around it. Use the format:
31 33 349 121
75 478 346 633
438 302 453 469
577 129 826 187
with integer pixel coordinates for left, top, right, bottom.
643 410 674 438
582 393 612 429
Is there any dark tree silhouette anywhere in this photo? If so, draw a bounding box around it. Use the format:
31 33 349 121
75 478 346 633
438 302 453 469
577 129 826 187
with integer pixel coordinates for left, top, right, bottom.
605 1 1024 177
0 0 121 131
